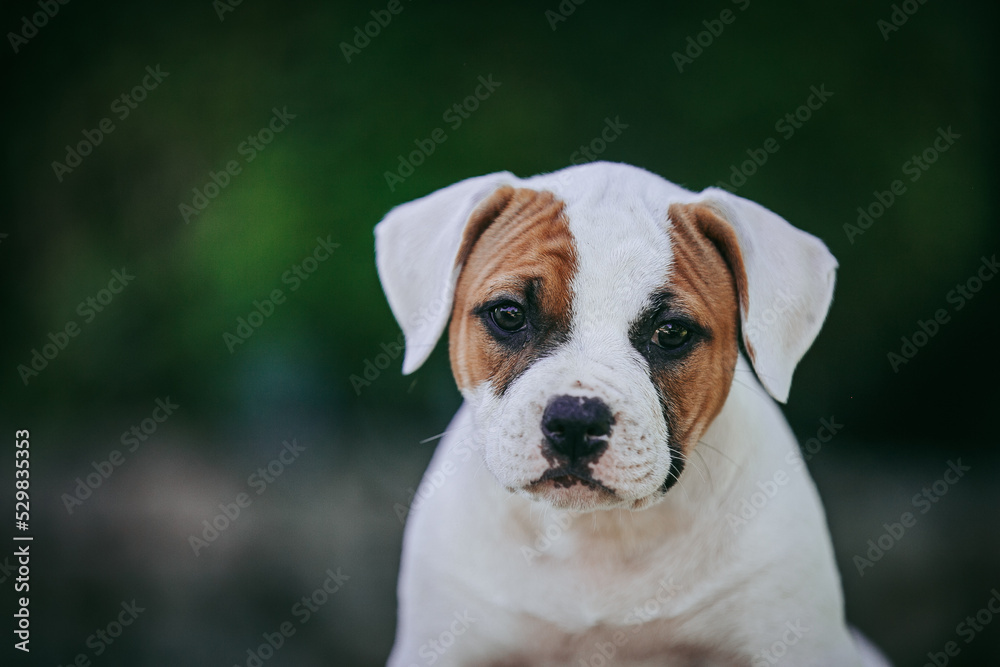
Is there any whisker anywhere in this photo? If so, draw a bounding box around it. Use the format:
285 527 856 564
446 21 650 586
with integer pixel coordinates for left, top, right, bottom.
694 448 715 492
697 439 742 471
419 422 474 444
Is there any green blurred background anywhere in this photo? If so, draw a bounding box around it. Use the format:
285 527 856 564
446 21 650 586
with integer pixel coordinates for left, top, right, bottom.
2 0 998 665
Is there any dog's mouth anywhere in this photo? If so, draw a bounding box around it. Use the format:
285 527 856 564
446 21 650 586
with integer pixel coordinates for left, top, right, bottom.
534 466 612 491
524 466 619 508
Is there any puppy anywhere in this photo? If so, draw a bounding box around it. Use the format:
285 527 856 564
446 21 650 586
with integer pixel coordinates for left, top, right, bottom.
376 162 889 666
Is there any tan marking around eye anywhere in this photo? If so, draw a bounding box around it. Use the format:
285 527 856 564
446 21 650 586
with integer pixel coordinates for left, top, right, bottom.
449 188 577 394
659 203 748 453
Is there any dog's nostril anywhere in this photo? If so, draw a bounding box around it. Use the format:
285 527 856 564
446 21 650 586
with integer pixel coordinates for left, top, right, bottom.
541 395 614 461
547 421 566 436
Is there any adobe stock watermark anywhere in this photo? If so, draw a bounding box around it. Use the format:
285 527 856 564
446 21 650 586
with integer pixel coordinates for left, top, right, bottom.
921 588 1000 667
7 0 72 54
544 0 587 31
61 397 180 514
179 106 296 224
725 417 843 532
542 115 629 194
741 288 800 355
520 508 583 563
569 117 629 165
51 65 169 182
854 459 970 576
877 0 931 42
383 74 502 192
714 84 833 192
671 0 751 73
350 333 405 395
188 438 306 556
213 0 245 21
844 126 960 244
223 235 339 353
577 578 682 666
16 268 135 386
56 599 145 665
233 567 349 667
887 253 996 373
394 432 476 524
750 620 810 666
340 0 415 63
411 610 477 667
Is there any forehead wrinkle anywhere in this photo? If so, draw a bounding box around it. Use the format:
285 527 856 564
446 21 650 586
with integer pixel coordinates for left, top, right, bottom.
664 226 717 318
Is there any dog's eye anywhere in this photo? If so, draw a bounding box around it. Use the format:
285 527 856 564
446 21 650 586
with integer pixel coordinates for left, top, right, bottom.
490 303 526 332
652 322 690 350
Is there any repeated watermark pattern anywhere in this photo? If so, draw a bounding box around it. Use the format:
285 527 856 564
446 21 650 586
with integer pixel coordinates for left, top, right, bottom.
887 253 996 372
920 588 1000 666
61 397 180 514
714 84 833 192
55 600 145 664
750 620 810 666
223 235 339 353
570 117 628 165
189 439 306 556
17 268 135 386
877 0 932 41
844 126 960 244
213 0 245 21
576 578 682 666
410 610 477 666
394 432 476 524
51 65 169 182
179 106 297 223
671 0 751 73
350 333 405 395
232 567 349 667
340 0 414 63
520 508 582 563
384 74 502 191
725 417 843 532
854 459 969 576
7 0 73 54
544 0 587 31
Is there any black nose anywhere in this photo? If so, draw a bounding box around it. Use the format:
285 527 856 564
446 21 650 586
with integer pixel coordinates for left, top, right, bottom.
541 395 614 462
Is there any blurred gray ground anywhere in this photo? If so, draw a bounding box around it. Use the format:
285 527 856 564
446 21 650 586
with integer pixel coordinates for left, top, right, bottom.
21 419 1000 666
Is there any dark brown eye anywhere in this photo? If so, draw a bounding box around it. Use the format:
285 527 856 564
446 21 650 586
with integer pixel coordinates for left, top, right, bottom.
490 303 525 332
652 322 690 350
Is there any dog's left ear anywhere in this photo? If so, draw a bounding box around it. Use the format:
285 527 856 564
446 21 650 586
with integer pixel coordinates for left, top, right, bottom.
375 172 518 375
680 188 838 403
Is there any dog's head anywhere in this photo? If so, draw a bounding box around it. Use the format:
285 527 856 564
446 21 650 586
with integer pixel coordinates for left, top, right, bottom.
376 163 836 511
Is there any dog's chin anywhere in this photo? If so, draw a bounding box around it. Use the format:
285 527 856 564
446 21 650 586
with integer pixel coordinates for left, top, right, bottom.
521 475 661 511
523 477 617 510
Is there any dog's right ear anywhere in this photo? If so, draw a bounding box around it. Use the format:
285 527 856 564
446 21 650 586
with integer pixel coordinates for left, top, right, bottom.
375 172 518 375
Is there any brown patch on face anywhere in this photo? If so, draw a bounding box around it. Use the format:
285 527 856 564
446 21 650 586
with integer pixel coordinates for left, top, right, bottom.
449 188 577 394
652 203 749 458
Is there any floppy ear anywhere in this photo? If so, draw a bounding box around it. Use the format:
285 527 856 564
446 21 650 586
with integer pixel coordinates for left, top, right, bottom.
375 172 518 374
687 188 838 403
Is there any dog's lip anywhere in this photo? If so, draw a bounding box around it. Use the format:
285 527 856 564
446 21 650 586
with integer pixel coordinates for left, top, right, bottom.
530 467 617 495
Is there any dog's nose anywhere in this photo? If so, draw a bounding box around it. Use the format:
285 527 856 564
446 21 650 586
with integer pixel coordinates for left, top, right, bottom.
541 395 613 461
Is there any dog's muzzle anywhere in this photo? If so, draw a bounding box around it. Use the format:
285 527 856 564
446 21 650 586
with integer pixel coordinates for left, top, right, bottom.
536 395 614 488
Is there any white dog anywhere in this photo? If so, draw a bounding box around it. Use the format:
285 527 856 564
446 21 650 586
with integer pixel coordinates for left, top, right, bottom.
376 162 889 666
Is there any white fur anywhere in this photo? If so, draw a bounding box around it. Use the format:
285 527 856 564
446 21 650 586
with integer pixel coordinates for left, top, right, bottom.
376 163 889 666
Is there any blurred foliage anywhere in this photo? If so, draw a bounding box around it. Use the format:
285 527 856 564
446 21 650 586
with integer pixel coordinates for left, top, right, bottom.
2 0 997 449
